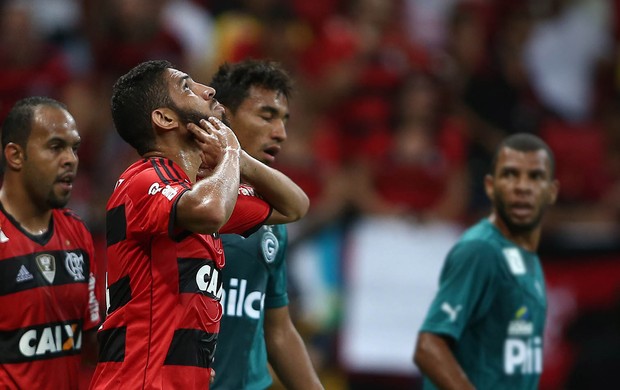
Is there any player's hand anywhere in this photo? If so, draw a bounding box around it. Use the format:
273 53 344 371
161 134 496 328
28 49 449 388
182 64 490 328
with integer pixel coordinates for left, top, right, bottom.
206 116 240 151
187 117 239 172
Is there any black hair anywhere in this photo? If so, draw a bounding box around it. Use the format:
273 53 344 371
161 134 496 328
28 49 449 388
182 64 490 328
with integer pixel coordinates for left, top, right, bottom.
491 133 556 178
2 96 67 151
111 60 173 155
209 59 293 114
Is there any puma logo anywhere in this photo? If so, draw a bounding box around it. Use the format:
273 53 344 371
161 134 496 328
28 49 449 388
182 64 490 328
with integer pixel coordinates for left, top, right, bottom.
441 302 462 322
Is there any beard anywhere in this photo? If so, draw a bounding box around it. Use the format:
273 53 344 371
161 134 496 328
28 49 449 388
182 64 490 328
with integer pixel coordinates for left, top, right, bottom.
494 194 545 235
174 106 207 127
48 196 69 209
169 101 230 127
47 188 71 209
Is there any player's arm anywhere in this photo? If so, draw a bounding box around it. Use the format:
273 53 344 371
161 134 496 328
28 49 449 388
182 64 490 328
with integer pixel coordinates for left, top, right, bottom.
264 306 323 390
414 332 475 390
177 118 242 234
239 150 309 225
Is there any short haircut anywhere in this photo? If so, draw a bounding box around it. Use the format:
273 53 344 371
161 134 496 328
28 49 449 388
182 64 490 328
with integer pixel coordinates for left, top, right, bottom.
209 59 293 113
491 133 556 178
2 96 67 151
111 60 173 155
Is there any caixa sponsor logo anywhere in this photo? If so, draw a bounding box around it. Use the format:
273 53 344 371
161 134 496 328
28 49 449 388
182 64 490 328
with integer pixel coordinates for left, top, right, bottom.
196 263 223 299
220 278 264 319
19 322 82 358
504 336 542 375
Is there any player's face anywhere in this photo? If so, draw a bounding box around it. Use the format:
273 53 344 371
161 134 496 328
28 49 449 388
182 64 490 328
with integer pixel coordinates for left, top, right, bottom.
225 86 288 166
166 68 225 123
485 147 558 233
22 106 80 209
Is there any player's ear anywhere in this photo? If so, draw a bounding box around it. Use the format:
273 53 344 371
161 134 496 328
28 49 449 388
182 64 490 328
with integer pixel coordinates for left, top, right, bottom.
484 174 495 202
152 108 179 131
547 179 559 205
3 143 25 171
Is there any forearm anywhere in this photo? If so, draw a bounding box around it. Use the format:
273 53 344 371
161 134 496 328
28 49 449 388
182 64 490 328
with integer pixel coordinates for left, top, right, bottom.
266 328 323 390
413 332 475 390
265 307 323 390
240 150 309 224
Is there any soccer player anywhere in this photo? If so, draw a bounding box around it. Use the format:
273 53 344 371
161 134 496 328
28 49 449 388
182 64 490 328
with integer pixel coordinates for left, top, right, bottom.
209 60 323 389
413 133 559 390
89 60 309 389
0 97 101 389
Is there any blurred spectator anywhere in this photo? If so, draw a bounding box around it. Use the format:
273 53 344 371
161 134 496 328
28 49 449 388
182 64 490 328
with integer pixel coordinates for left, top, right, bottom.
350 71 470 224
564 291 620 390
0 0 72 120
539 98 620 253
89 0 185 85
298 0 425 166
162 0 217 82
438 1 492 99
459 3 544 217
403 0 461 59
210 0 311 76
523 0 613 123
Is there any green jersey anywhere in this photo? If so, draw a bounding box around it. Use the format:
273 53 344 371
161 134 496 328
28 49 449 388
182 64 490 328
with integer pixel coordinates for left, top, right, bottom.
420 219 547 390
212 225 288 390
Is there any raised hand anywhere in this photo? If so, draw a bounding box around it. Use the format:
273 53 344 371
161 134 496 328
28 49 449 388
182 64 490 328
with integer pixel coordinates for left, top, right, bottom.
187 117 240 173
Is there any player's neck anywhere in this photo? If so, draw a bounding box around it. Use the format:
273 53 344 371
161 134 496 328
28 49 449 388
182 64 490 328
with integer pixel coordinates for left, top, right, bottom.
488 214 540 252
0 186 52 235
143 147 201 181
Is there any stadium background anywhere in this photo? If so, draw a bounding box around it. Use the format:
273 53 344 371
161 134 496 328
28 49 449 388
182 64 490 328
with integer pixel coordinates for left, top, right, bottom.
1 0 619 388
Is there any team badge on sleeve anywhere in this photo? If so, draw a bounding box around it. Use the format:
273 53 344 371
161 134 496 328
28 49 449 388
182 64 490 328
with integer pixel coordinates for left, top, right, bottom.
503 248 526 275
261 226 278 263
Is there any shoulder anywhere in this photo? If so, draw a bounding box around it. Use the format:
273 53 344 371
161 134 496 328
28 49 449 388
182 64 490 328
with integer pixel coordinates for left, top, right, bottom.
226 225 287 266
444 228 504 274
53 209 95 248
112 160 191 206
55 208 90 231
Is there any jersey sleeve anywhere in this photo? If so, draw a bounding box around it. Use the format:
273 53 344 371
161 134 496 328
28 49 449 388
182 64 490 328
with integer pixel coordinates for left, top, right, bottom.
419 240 501 340
220 184 271 236
265 225 289 309
122 169 189 240
84 233 102 331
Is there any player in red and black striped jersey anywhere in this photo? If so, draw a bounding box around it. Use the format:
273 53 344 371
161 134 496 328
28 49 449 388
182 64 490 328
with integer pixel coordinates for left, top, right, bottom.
89 60 309 390
0 97 102 389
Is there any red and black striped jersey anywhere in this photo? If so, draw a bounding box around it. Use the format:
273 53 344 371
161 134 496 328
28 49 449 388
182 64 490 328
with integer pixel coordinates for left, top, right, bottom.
0 203 101 390
90 158 271 390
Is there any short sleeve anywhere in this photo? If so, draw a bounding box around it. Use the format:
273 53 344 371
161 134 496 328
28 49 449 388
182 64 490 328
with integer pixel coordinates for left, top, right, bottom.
264 226 289 309
220 184 271 236
122 170 189 240
419 240 501 340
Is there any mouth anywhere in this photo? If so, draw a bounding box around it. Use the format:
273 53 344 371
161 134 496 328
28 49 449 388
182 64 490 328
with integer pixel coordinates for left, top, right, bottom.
56 172 75 191
212 100 225 118
262 145 281 163
509 202 534 219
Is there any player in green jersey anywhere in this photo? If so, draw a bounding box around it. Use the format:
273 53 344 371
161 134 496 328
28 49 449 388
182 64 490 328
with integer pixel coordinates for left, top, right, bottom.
414 133 559 390
209 60 323 390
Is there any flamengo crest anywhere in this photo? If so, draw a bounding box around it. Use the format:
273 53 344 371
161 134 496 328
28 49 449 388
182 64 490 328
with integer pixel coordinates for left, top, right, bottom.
65 252 85 281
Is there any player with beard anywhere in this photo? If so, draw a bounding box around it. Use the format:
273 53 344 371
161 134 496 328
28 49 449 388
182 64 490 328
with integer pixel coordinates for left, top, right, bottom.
0 97 101 389
89 60 308 390
413 133 559 390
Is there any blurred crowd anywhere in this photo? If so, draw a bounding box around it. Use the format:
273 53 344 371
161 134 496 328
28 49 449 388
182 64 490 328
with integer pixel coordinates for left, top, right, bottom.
2 0 620 388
